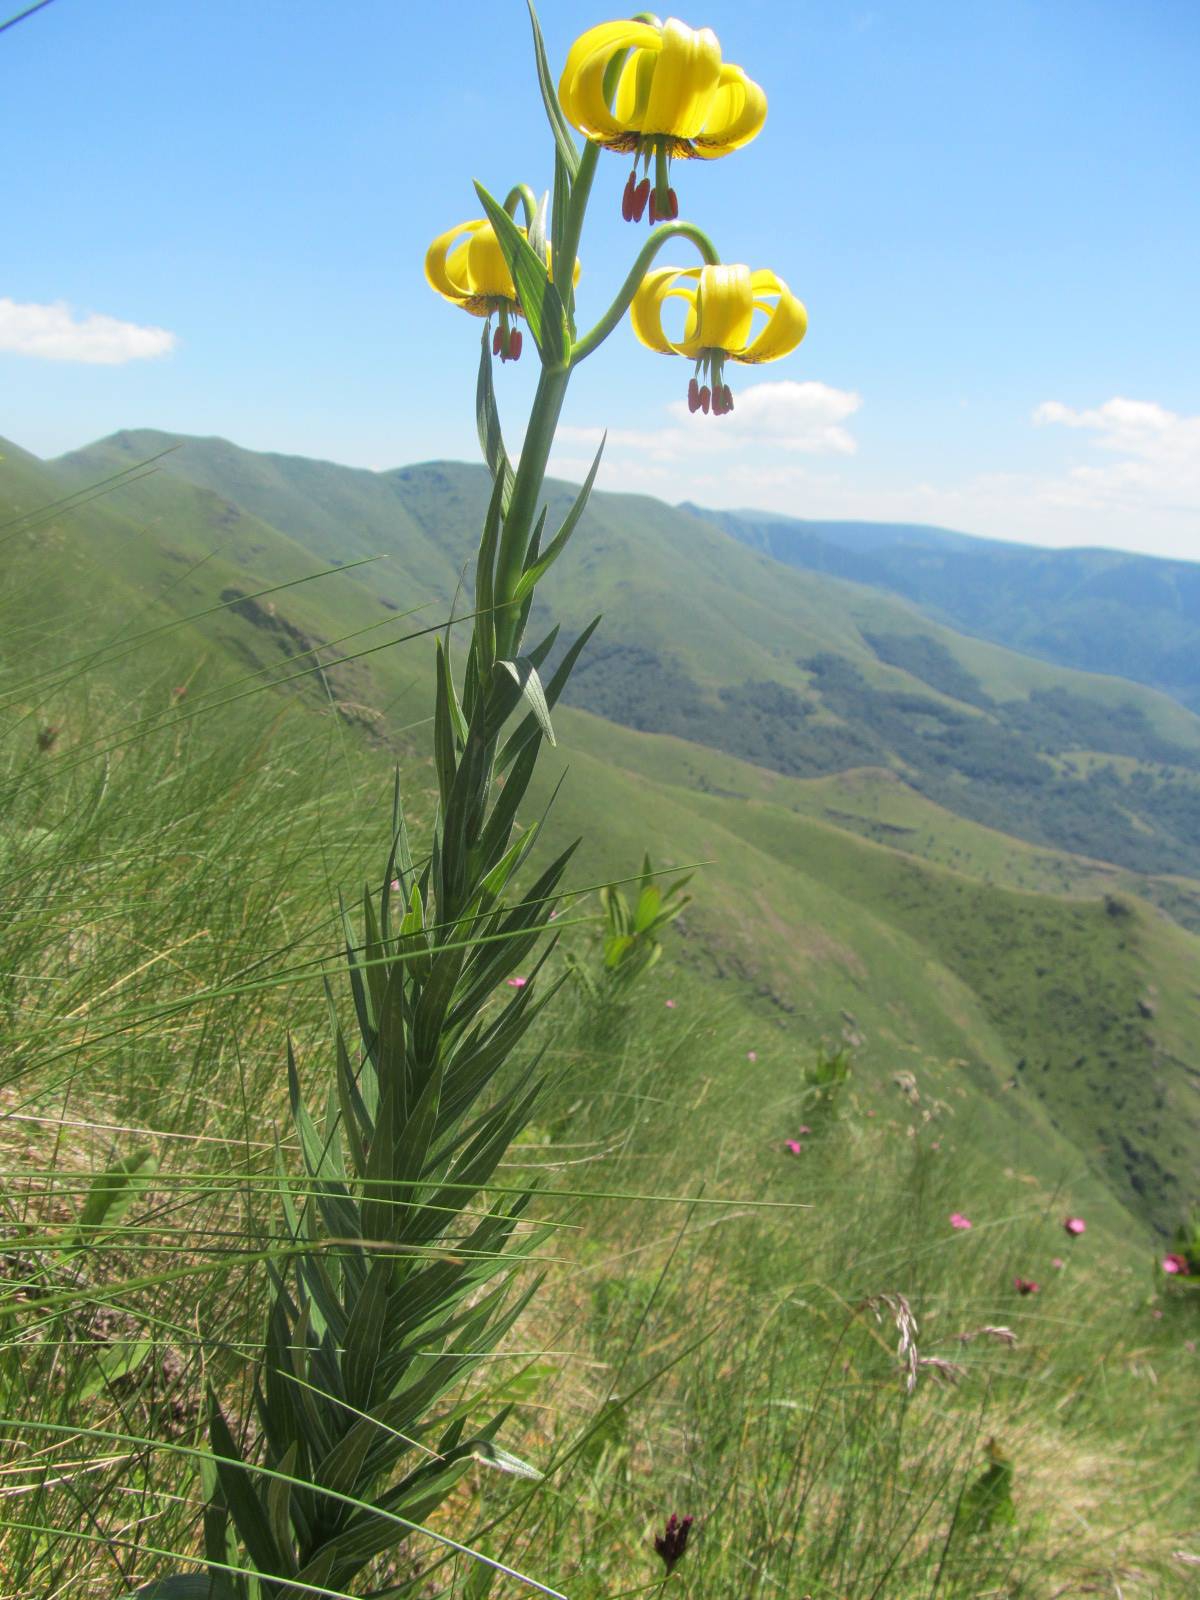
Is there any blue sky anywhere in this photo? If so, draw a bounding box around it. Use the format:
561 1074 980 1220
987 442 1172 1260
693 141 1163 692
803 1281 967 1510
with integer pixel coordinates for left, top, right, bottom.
4 0 1199 558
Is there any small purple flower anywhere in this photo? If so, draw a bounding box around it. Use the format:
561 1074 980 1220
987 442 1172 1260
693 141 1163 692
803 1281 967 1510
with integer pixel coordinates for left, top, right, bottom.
654 1513 693 1575
1014 1276 1039 1295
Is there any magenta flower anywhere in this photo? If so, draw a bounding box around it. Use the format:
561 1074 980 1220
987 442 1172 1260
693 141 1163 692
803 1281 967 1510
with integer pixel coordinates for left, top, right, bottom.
1063 1217 1086 1237
784 1139 804 1155
949 1212 973 1231
506 976 528 989
747 1050 758 1062
1014 1276 1039 1296
654 1514 693 1575
665 999 677 1009
1162 1253 1190 1276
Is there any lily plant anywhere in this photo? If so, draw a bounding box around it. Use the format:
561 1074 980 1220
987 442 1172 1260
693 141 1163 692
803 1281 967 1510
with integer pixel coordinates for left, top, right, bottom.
137 7 806 1598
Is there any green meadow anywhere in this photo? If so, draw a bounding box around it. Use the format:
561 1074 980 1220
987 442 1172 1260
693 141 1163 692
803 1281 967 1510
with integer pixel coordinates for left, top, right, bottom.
2 433 1198 1599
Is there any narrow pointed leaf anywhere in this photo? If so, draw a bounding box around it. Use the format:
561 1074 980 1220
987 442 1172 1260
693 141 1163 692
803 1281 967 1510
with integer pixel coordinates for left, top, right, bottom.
512 434 604 604
498 658 555 746
475 181 569 367
527 0 580 179
476 330 514 515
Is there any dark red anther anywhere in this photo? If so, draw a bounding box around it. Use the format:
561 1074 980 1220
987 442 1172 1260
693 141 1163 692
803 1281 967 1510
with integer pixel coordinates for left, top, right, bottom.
648 189 657 224
492 326 503 356
723 385 734 412
621 170 636 222
667 187 679 219
700 385 711 415
632 178 650 222
508 328 523 361
688 377 700 413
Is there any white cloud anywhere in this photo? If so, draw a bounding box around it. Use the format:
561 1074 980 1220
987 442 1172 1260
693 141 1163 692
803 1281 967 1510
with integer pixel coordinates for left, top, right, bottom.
0 298 177 364
667 380 862 454
1032 395 1200 517
554 386 1200 562
554 380 862 482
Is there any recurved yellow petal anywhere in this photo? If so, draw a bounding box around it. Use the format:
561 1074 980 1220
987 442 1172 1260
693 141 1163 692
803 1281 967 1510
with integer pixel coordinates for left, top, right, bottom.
465 224 516 300
743 271 808 362
688 264 756 357
693 63 768 156
642 19 722 140
559 19 659 142
629 266 689 354
425 221 482 303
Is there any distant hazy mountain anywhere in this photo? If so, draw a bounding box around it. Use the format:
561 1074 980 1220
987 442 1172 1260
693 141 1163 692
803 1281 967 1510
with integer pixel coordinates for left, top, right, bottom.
686 505 1200 715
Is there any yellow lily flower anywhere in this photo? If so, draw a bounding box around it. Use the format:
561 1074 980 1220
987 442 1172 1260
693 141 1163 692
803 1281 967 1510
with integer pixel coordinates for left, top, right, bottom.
425 219 579 361
559 17 766 221
630 264 806 414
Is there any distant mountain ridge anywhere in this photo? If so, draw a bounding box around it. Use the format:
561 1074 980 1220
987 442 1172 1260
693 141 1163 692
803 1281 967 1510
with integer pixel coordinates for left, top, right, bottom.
43 430 1200 886
684 503 1200 714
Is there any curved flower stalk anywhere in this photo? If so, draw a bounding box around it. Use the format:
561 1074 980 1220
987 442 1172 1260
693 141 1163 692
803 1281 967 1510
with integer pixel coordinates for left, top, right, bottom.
631 262 807 413
560 15 766 221
426 218 580 361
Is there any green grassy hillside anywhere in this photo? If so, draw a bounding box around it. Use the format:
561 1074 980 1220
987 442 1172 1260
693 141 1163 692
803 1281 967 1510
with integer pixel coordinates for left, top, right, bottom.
4 438 1199 1600
51 435 1200 883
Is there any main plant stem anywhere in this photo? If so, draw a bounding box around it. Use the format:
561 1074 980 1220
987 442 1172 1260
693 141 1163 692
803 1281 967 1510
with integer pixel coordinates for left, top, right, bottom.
491 362 571 663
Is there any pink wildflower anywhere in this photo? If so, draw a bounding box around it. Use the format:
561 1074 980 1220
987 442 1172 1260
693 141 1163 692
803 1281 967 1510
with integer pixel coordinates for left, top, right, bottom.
747 1051 758 1062
1051 1257 1065 1270
1063 1217 1086 1237
506 976 527 989
784 1139 804 1155
796 1125 812 1135
665 999 677 1009
949 1212 973 1231
1162 1253 1190 1276
1014 1276 1039 1296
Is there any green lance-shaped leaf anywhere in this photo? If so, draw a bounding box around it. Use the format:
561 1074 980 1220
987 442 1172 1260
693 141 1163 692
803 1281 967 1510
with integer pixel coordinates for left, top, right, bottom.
551 148 572 305
498 657 555 746
77 1334 154 1401
476 329 514 518
475 180 569 368
496 615 600 773
207 1388 296 1580
64 1147 156 1257
471 466 507 688
527 1 580 181
512 433 605 606
134 1575 242 1599
433 639 460 814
